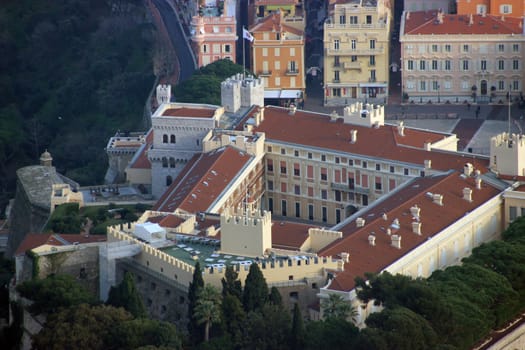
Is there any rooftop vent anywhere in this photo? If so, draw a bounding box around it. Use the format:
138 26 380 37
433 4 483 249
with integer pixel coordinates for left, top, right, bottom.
475 178 482 189
463 187 473 202
350 129 358 144
356 217 365 227
391 234 402 249
464 163 474 176
397 121 405 136
432 194 443 206
412 222 422 235
368 234 376 246
410 205 420 220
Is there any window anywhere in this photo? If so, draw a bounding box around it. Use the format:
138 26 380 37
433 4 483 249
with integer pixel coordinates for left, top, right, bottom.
307 165 313 179
375 176 382 190
224 44 231 53
321 155 326 161
162 157 168 168
308 204 314 220
289 61 297 73
274 48 280 56
476 4 486 14
431 60 438 70
498 80 505 90
281 183 287 193
334 70 340 82
308 186 313 197
500 4 512 14
280 148 286 155
321 190 327 200
170 135 176 143
510 206 517 221
480 60 487 71
348 159 354 166
268 180 273 191
432 81 439 90
369 55 375 66
362 161 367 169
444 44 451 52
431 44 438 52
462 80 469 90
513 60 519 70
166 176 172 186
321 168 328 181
294 150 299 157
462 44 469 53
281 200 287 216
308 152 312 159
280 161 287 174
332 88 341 97
351 55 357 62
339 15 346 24
375 164 380 171
350 16 358 24
169 158 175 168
334 40 340 50
322 207 327 222
513 44 519 52
390 165 395 173
267 146 272 152
419 60 426 70
351 39 356 50
290 47 295 56
444 81 451 89
295 202 300 217
335 157 340 164
462 60 469 71
404 168 409 175
498 60 505 70
294 185 300 195
366 15 372 24
407 60 414 70
163 134 168 143
335 190 341 202
293 163 300 176
369 40 375 49
513 80 520 91
267 159 273 172
334 56 340 67
444 60 451 71
498 44 505 52
420 81 426 91
275 77 280 86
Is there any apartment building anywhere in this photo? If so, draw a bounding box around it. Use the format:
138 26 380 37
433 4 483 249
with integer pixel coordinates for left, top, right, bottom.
323 0 391 106
404 0 453 12
400 10 525 103
252 0 303 23
456 0 525 17
250 11 306 104
190 0 238 67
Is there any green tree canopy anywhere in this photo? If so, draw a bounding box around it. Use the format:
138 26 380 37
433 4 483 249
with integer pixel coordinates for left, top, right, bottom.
242 303 291 350
321 293 355 321
221 265 242 300
106 271 147 318
16 274 96 315
243 263 268 312
188 262 205 343
290 303 305 350
194 284 222 342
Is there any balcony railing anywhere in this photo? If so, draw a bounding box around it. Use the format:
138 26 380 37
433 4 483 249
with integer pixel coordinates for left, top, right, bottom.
258 70 272 76
285 69 300 76
330 183 370 194
326 47 385 56
369 77 376 82
325 22 387 30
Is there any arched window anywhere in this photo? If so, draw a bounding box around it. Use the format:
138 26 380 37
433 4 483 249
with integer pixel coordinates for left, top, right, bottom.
166 175 173 186
163 134 168 143
169 158 176 168
162 157 168 168
170 135 176 143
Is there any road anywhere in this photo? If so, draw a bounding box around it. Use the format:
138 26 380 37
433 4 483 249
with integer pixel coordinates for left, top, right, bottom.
152 0 196 82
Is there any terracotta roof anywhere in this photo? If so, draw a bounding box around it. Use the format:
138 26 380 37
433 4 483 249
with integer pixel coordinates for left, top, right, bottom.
154 146 253 213
15 233 106 256
162 107 216 118
404 11 523 35
250 11 304 37
271 220 318 250
318 172 501 291
159 214 185 228
255 0 299 5
129 129 153 169
254 106 489 173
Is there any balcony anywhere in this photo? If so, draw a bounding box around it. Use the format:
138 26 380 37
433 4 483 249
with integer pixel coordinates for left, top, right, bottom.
330 183 370 194
343 61 361 70
326 47 385 56
285 69 300 76
258 70 272 76
369 77 376 82
333 78 340 83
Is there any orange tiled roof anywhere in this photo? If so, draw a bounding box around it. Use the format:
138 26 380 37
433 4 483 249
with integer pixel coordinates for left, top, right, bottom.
154 146 253 213
318 172 501 291
250 11 304 37
254 106 489 173
404 11 523 35
15 233 106 256
162 107 216 118
255 0 299 5
271 220 319 250
129 129 153 169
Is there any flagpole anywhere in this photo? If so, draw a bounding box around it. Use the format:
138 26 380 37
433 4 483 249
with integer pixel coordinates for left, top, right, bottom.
242 27 246 80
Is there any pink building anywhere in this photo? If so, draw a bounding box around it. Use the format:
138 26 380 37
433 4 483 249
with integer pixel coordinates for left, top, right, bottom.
191 0 238 67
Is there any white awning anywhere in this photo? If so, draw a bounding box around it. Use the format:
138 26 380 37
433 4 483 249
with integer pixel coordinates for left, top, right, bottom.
264 90 281 98
360 83 388 88
280 90 303 99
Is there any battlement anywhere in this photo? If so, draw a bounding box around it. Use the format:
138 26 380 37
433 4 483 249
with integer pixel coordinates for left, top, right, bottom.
490 132 525 177
221 74 264 113
203 131 265 156
156 84 171 105
343 102 385 128
307 228 343 253
491 133 525 149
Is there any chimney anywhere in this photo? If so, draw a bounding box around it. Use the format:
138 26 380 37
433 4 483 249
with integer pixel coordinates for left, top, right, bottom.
340 252 350 262
392 218 400 227
406 11 410 20
463 187 473 202
475 178 482 189
289 104 297 115
464 163 473 176
356 217 365 227
221 134 230 145
382 213 388 221
424 159 432 169
391 234 402 249
368 234 376 246
330 111 338 122
397 121 405 136
432 194 443 205
350 129 358 143
412 222 422 235
386 228 392 235
410 205 420 219
424 142 432 151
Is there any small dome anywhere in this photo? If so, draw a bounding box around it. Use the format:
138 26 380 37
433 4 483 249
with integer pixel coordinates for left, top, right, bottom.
40 149 53 166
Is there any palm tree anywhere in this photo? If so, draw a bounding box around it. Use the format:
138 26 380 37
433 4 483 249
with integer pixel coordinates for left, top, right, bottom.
321 294 357 322
194 284 222 342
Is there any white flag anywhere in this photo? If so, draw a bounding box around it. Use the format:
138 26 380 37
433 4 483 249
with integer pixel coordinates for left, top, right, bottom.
243 28 254 42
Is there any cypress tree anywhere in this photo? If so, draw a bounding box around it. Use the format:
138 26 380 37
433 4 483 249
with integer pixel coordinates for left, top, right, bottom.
290 303 305 350
188 262 205 343
268 286 282 306
221 265 242 300
242 263 268 312
107 271 146 318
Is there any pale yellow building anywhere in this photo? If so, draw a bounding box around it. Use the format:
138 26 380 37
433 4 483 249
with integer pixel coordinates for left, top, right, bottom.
400 10 525 103
323 0 391 105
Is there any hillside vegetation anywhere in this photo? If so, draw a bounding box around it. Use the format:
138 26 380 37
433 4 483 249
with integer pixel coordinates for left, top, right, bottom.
0 0 156 213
